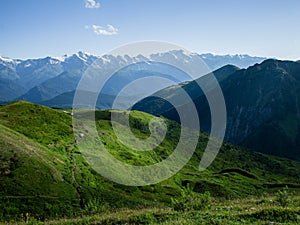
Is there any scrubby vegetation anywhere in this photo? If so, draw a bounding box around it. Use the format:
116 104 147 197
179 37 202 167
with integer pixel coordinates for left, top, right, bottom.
171 184 212 211
2 191 299 224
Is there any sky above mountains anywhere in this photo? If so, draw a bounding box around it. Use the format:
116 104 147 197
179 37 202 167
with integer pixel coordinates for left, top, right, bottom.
0 0 299 60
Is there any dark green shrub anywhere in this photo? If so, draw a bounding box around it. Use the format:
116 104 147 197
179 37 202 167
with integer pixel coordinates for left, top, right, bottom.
190 191 212 210
275 186 291 207
171 184 211 211
244 207 298 223
27 217 43 225
84 199 109 215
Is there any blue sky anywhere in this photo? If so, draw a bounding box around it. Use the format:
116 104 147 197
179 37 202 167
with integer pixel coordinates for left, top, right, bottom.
0 0 299 60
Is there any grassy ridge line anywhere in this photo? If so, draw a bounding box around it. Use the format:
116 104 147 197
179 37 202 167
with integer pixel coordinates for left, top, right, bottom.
0 100 75 153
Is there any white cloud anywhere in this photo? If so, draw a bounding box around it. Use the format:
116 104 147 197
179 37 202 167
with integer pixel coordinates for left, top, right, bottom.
85 0 100 9
85 24 118 36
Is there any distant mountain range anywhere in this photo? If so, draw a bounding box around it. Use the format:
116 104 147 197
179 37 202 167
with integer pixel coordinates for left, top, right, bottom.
133 59 300 161
3 51 299 161
0 51 266 104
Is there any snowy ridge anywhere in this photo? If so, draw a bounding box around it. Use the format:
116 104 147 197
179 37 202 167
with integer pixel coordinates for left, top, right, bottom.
0 56 14 63
0 50 267 70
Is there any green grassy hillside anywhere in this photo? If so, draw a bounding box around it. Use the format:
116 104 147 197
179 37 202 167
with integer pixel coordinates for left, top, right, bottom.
0 124 78 219
0 101 300 222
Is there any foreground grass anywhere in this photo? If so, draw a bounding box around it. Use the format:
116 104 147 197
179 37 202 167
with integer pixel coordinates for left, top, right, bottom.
4 195 300 225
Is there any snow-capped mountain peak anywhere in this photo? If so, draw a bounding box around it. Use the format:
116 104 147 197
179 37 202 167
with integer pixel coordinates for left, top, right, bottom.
74 51 93 62
0 56 22 67
0 56 14 63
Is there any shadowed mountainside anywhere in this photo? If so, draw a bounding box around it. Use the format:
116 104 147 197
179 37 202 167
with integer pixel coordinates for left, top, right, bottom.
133 59 300 160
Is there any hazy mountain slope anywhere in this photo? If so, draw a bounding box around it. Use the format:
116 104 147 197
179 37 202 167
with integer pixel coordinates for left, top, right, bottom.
100 61 192 96
133 65 240 115
133 59 300 160
0 64 19 81
0 51 266 104
41 90 138 109
0 78 26 102
0 101 300 220
19 70 83 103
40 91 82 108
0 56 20 81
198 53 266 70
22 61 192 106
15 57 64 89
0 52 96 93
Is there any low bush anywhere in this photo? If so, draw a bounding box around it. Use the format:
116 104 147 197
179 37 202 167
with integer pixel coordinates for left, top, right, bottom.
171 184 211 211
84 199 109 215
275 186 291 207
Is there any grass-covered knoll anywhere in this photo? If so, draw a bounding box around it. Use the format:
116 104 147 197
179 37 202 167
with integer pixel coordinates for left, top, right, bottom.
0 100 74 153
94 110 180 166
0 101 300 223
